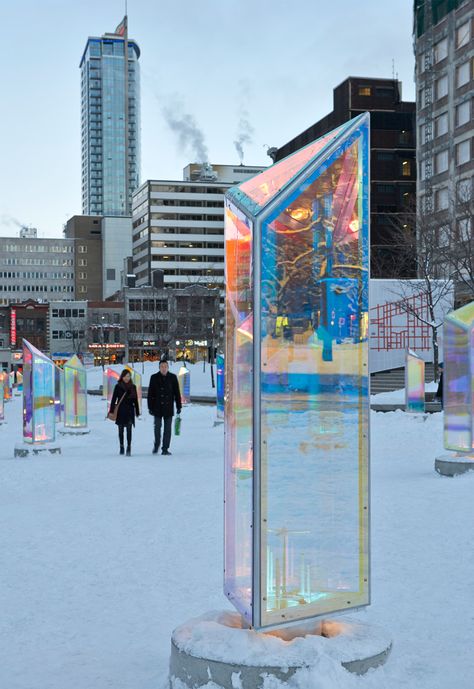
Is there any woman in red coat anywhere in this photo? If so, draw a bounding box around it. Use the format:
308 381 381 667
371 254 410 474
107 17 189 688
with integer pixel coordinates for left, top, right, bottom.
109 370 140 456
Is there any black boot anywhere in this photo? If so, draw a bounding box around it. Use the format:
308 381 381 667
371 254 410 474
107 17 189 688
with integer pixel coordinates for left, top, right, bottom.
126 446 131 457
120 446 125 455
152 445 159 454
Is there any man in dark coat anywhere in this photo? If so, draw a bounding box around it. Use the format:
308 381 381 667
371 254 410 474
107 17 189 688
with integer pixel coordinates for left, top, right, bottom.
147 358 182 455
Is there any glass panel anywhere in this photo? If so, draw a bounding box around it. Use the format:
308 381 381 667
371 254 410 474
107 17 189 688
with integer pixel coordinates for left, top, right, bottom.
178 366 191 405
259 126 369 626
22 340 55 443
224 200 254 622
3 371 12 400
126 366 142 414
405 349 425 412
64 355 88 428
54 365 64 422
17 371 23 392
105 368 120 405
216 353 225 419
444 316 472 451
238 122 352 210
0 377 4 421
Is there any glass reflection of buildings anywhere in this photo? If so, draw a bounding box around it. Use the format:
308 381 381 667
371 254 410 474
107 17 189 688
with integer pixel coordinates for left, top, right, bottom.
224 114 370 629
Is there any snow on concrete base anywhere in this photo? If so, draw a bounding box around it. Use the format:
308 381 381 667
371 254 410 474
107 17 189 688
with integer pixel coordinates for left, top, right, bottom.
58 427 91 436
169 610 392 688
435 453 474 477
13 442 62 458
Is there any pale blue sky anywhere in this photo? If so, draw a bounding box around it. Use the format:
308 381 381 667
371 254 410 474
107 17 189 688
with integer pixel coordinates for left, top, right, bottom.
0 0 415 238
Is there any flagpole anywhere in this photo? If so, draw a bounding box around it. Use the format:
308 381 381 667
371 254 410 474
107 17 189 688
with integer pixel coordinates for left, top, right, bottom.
123 13 129 215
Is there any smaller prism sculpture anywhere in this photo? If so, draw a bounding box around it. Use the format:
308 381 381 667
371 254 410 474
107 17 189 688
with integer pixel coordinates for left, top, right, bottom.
63 355 88 429
17 371 23 393
405 349 425 413
216 354 225 420
0 376 4 422
105 368 120 405
22 339 56 443
443 302 474 453
1 371 12 401
126 366 142 414
54 365 65 422
178 365 191 406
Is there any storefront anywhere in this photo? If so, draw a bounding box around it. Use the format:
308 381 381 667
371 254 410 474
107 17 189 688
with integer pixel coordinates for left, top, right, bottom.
88 343 125 366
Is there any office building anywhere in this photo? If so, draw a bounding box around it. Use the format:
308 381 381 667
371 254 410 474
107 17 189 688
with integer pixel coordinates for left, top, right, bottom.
80 22 141 216
0 229 75 305
414 1 473 291
65 215 103 300
49 300 88 360
273 77 416 277
131 164 263 292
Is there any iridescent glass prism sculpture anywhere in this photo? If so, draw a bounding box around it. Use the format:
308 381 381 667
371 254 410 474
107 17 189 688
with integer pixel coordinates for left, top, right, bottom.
444 302 474 453
105 368 120 405
178 365 191 405
54 365 64 422
63 355 88 428
405 349 425 413
224 113 370 629
126 366 142 414
216 354 225 420
0 376 4 421
22 339 56 443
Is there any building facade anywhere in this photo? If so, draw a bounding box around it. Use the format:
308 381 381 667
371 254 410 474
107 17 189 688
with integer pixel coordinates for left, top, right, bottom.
414 1 473 289
49 300 88 361
101 216 133 298
65 215 103 301
273 77 416 277
0 230 75 305
87 301 126 365
131 178 230 292
80 28 141 216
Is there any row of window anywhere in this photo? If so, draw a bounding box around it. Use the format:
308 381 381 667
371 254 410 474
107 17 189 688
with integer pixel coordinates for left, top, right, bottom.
52 330 86 340
418 20 471 73
426 178 472 211
0 271 72 280
419 58 473 108
51 309 86 318
0 244 74 253
129 299 168 312
0 258 73 266
152 255 225 263
420 137 472 178
420 100 472 144
0 285 74 292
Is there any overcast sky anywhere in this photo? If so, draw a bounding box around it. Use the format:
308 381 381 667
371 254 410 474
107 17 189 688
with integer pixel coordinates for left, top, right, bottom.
0 0 415 238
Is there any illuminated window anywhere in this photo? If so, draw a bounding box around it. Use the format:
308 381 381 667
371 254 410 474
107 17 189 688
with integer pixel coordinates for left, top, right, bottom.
402 160 412 177
358 86 371 96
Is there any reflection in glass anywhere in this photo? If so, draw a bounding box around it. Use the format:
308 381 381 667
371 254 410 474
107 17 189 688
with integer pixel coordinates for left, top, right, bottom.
216 354 225 419
55 365 64 422
225 113 370 630
126 366 142 414
444 302 474 452
405 349 425 413
22 339 56 443
105 368 120 406
64 355 88 428
178 366 191 406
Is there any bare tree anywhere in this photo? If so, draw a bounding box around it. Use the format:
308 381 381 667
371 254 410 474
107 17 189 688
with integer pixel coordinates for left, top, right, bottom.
59 315 87 355
385 202 455 381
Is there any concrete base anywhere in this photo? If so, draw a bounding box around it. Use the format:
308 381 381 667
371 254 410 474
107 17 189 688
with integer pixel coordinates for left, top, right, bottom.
58 427 91 436
435 453 474 477
169 611 392 688
14 442 62 458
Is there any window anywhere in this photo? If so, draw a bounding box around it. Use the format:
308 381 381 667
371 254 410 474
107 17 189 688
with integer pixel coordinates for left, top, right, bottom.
434 37 448 63
401 160 412 177
78 258 88 267
106 268 116 280
456 139 470 165
456 21 470 49
437 225 450 248
458 217 471 240
435 112 449 137
419 123 426 144
79 285 87 293
79 272 87 280
435 75 448 99
457 178 472 202
358 86 371 96
456 61 470 88
435 188 449 210
456 100 470 127
418 53 426 73
78 245 87 253
435 150 449 173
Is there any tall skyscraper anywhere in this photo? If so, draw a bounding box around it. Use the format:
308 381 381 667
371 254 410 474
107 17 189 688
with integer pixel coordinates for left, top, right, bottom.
80 17 141 217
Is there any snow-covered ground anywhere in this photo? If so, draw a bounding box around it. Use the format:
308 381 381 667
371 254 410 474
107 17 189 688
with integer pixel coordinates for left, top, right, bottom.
87 361 217 397
1 382 473 689
370 380 439 405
